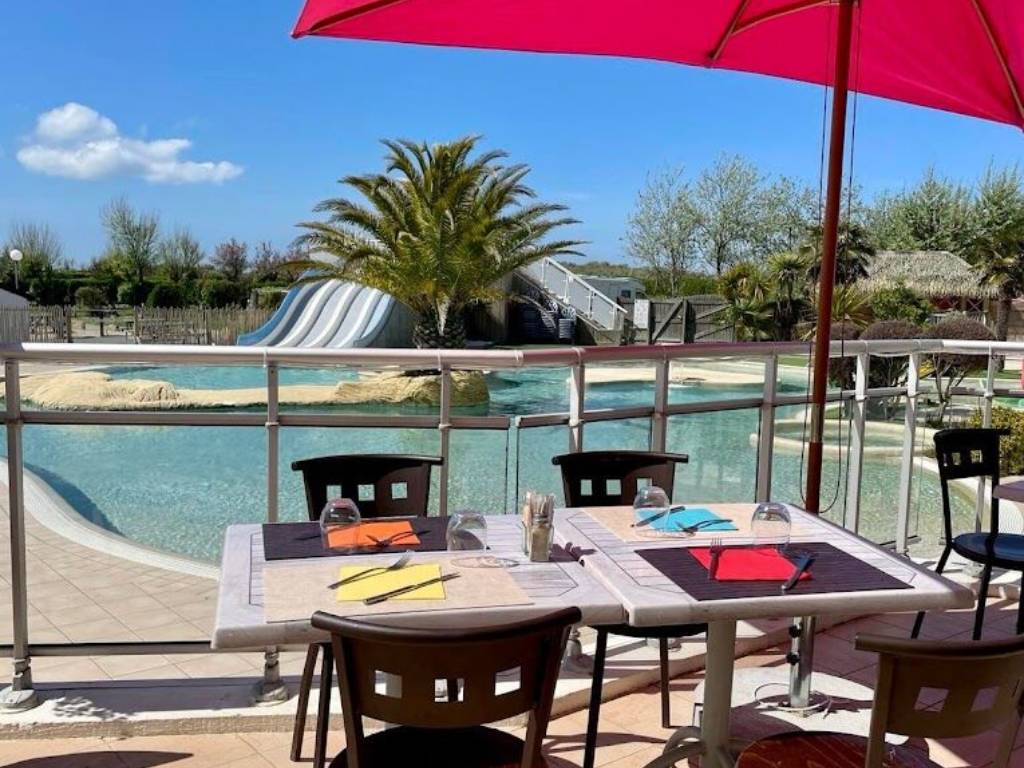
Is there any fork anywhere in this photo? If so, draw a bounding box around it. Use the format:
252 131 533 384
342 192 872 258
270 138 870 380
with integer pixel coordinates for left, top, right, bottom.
367 529 426 548
708 536 724 581
327 552 411 590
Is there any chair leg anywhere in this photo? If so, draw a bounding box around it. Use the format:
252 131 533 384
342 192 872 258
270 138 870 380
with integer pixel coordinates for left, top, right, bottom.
313 643 334 768
659 637 671 728
290 644 320 761
583 628 608 768
974 563 993 641
1017 575 1024 635
912 546 951 639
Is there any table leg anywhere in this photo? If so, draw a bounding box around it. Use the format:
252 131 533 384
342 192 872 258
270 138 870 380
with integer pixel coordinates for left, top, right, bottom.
700 620 737 768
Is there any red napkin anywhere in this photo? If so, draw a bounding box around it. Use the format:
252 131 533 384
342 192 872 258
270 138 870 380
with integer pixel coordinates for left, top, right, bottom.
689 546 812 582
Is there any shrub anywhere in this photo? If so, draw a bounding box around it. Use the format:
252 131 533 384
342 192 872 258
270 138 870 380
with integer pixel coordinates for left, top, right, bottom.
146 282 186 308
924 316 996 423
870 283 932 324
200 278 245 308
74 285 107 308
970 406 1024 475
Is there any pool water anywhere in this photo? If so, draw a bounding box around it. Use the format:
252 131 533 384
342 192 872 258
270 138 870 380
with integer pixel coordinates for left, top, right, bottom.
12 365 972 563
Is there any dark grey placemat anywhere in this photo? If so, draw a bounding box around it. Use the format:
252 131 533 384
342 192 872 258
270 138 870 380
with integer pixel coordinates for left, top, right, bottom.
637 542 911 600
262 518 448 561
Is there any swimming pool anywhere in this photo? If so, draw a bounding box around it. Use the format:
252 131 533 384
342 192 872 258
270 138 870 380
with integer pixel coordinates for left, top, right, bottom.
12 364 971 562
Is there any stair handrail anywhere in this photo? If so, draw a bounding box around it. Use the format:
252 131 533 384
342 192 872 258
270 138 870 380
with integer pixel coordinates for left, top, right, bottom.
523 258 627 331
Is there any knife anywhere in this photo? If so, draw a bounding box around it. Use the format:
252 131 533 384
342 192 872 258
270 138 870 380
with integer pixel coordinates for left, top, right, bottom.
363 572 461 605
781 554 815 593
632 504 687 528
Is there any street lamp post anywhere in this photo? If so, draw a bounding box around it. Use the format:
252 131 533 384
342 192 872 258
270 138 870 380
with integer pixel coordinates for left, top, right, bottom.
8 249 23 293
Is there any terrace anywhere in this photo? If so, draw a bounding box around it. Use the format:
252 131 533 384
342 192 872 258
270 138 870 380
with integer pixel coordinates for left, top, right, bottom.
0 338 1022 767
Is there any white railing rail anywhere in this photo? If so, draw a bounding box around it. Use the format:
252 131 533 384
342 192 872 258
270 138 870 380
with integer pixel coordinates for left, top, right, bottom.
520 258 629 331
0 337 1015 709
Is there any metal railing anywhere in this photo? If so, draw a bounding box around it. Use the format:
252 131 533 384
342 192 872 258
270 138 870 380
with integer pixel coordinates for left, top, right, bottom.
520 258 628 331
0 337 1015 709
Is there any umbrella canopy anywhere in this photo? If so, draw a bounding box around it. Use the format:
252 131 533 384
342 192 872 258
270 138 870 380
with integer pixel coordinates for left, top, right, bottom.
294 0 1024 128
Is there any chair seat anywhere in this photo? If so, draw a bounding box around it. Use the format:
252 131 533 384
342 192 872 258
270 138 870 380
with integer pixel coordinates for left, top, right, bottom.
952 532 1024 570
328 725 539 768
736 731 940 768
600 622 707 640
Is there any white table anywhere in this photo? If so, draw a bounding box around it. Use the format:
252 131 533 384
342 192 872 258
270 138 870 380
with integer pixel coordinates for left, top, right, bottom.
554 503 975 768
212 516 625 650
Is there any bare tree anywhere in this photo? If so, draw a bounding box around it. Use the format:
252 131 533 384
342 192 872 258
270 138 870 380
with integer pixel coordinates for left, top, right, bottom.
159 229 204 283
102 198 159 287
693 154 767 275
3 221 65 267
212 238 249 282
624 167 699 296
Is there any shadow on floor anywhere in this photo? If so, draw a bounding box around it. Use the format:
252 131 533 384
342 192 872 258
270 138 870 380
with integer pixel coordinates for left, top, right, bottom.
9 752 189 768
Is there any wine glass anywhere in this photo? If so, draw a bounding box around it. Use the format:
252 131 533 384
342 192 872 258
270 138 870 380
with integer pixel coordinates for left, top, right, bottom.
633 485 670 528
320 497 361 552
447 509 488 551
751 502 791 550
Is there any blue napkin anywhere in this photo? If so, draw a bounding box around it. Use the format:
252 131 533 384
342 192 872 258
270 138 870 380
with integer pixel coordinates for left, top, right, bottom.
641 506 737 533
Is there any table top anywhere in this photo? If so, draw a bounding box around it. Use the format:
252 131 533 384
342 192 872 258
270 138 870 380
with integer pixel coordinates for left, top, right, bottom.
994 480 1024 503
212 516 624 650
554 503 975 627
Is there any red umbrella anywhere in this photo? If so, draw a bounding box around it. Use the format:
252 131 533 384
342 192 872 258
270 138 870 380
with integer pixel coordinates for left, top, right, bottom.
292 0 1024 513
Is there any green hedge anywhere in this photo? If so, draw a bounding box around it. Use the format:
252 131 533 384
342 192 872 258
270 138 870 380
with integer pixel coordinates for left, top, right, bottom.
971 406 1024 475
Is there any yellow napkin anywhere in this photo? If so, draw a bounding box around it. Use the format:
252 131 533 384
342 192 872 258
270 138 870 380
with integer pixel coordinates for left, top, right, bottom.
336 563 446 602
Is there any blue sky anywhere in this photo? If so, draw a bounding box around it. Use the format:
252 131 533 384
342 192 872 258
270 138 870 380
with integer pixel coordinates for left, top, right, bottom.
2 1 1023 266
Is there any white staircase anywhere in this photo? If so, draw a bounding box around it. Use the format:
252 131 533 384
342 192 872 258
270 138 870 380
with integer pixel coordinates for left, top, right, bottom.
518 258 627 331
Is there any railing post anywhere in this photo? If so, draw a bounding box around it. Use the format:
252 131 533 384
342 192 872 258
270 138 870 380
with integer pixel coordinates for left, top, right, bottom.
569 361 585 453
438 364 452 517
1 360 38 711
651 358 670 452
976 350 998 532
895 352 920 555
843 352 870 533
265 362 279 524
755 354 778 502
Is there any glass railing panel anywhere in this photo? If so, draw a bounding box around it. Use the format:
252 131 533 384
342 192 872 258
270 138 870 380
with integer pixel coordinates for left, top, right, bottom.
512 425 568 507
668 356 766 404
770 404 850 521
666 407 759 503
449 428 511 515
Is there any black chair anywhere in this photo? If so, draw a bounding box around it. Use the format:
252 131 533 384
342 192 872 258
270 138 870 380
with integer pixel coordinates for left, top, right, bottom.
312 607 581 768
912 428 1024 641
290 454 443 768
551 450 700 768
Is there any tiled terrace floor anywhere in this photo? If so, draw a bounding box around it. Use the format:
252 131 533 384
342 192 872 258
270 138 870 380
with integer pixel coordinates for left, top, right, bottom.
4 601 1023 768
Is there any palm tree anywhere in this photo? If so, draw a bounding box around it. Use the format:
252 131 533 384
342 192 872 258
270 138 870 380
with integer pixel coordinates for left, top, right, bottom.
289 137 582 348
803 221 876 284
766 251 811 340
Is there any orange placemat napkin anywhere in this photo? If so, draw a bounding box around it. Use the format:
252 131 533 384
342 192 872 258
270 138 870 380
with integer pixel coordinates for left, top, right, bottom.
326 520 421 549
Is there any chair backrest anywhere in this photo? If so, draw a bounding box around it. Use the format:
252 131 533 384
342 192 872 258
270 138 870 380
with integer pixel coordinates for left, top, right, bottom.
312 607 581 768
933 428 1006 538
857 633 1024 768
551 450 689 506
291 454 442 520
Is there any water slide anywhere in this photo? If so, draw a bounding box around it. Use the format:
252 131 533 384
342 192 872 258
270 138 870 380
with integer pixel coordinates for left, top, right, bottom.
237 279 412 348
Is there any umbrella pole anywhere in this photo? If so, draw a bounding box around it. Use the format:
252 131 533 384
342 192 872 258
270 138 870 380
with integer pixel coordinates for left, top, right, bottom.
790 0 856 716
805 0 855 515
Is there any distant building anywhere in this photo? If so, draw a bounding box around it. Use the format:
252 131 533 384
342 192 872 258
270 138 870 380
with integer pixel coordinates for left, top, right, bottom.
860 250 993 314
579 275 645 303
0 289 29 309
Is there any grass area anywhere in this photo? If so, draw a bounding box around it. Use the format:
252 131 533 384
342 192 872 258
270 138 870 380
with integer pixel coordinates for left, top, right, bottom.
778 355 809 368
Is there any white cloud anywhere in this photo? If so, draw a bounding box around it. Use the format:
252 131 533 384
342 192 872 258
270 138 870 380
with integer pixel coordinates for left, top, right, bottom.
17 102 243 185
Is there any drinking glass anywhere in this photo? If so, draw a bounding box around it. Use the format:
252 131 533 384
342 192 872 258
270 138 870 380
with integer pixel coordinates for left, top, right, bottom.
633 485 670 527
447 509 488 551
751 502 792 550
320 497 361 552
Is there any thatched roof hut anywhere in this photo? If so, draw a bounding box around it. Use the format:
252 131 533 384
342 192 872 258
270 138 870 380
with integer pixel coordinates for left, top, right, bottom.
860 250 995 299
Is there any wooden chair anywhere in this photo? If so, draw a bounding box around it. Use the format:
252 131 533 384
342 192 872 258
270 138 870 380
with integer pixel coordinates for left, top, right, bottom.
310 607 581 768
911 428 1024 641
735 633 1024 768
290 453 443 768
551 450 698 768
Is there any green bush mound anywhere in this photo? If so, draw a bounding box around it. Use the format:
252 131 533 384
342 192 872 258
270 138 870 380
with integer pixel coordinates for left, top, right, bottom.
971 406 1024 476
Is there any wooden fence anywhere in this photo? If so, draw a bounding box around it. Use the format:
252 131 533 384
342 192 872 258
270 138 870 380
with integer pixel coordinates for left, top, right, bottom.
0 306 71 343
132 306 273 345
620 295 735 344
